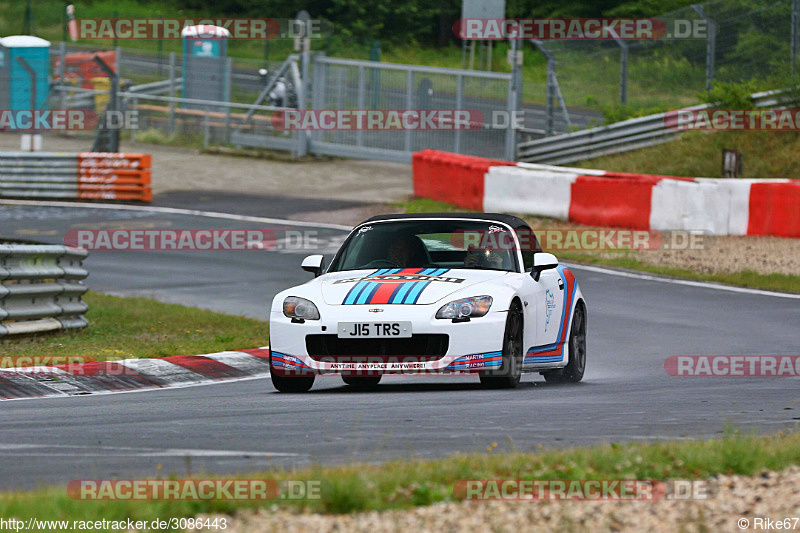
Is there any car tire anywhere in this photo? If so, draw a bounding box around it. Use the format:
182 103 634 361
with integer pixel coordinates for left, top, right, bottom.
270 351 315 393
342 375 382 390
542 303 586 384
480 300 523 389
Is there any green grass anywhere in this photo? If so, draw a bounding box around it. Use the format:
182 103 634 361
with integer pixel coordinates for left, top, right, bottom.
0 430 797 528
575 130 800 178
0 292 269 359
392 197 800 294
130 128 204 149
394 197 470 214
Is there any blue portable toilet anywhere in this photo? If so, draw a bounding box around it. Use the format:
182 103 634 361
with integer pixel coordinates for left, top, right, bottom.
0 35 50 110
181 25 229 109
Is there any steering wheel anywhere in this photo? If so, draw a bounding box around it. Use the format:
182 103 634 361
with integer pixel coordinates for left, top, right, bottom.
362 259 400 268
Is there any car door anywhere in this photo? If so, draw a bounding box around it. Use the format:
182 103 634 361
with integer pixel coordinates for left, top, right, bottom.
534 267 565 350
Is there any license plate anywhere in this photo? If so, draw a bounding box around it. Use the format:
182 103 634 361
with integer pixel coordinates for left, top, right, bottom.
337 322 412 339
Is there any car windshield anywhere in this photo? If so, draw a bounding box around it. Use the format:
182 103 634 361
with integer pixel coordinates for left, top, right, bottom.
328 220 520 273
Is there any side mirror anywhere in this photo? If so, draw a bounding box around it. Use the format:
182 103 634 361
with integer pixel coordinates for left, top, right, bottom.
531 252 558 282
301 254 324 277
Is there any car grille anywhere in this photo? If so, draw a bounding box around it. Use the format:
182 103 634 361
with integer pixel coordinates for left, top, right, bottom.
305 334 449 362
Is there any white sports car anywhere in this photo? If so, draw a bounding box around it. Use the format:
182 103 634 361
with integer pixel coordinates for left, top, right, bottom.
269 213 587 392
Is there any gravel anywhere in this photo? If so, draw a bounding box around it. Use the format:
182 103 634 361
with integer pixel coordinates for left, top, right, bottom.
192 467 800 533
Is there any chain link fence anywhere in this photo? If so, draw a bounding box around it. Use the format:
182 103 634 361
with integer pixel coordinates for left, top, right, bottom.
537 0 797 119
47 43 518 161
26 0 800 161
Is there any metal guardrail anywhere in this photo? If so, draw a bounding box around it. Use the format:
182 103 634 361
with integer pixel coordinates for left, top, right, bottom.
0 153 80 198
128 78 184 95
0 245 89 336
0 152 152 201
517 89 797 164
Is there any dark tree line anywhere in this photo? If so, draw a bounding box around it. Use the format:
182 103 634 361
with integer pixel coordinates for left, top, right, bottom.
172 0 696 46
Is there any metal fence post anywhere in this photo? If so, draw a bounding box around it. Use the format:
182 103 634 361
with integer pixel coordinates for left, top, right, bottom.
203 107 210 150
532 39 556 136
619 42 629 104
224 57 232 144
59 42 67 110
454 73 463 154
692 5 716 91
131 98 137 144
311 54 325 151
168 52 176 135
90 54 120 152
404 69 413 152
505 37 521 161
546 60 555 136
792 0 799 75
356 65 365 148
297 48 310 158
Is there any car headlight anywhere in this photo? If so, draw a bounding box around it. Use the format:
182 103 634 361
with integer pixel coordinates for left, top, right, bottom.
283 296 320 320
436 296 492 320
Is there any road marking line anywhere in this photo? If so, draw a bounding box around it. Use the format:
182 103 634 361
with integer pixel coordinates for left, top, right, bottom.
0 199 353 231
3 199 795 298
0 444 302 457
565 262 800 299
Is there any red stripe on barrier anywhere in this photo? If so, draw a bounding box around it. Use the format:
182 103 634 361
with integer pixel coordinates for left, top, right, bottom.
412 150 515 210
164 355 247 379
568 175 654 229
747 182 800 238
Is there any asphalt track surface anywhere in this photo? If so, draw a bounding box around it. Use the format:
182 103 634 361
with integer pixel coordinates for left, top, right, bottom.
1 197 799 491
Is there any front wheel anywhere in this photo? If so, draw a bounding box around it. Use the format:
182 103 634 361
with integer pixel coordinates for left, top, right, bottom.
480 301 523 389
270 352 315 393
542 304 586 384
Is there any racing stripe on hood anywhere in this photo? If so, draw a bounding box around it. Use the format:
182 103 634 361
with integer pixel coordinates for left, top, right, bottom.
342 268 402 305
341 268 451 305
392 268 449 304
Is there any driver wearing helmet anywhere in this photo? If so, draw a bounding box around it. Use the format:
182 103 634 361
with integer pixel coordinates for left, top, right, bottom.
464 246 503 269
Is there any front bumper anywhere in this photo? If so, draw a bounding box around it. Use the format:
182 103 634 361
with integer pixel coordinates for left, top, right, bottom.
270 305 507 374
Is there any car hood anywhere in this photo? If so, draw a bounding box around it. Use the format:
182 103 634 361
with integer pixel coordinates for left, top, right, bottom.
319 268 510 306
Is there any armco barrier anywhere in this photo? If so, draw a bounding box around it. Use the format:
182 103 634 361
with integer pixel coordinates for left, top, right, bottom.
412 150 800 238
0 152 152 202
516 89 796 165
0 245 89 336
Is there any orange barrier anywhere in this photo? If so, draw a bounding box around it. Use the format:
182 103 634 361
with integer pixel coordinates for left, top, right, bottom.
53 51 118 90
76 153 152 202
